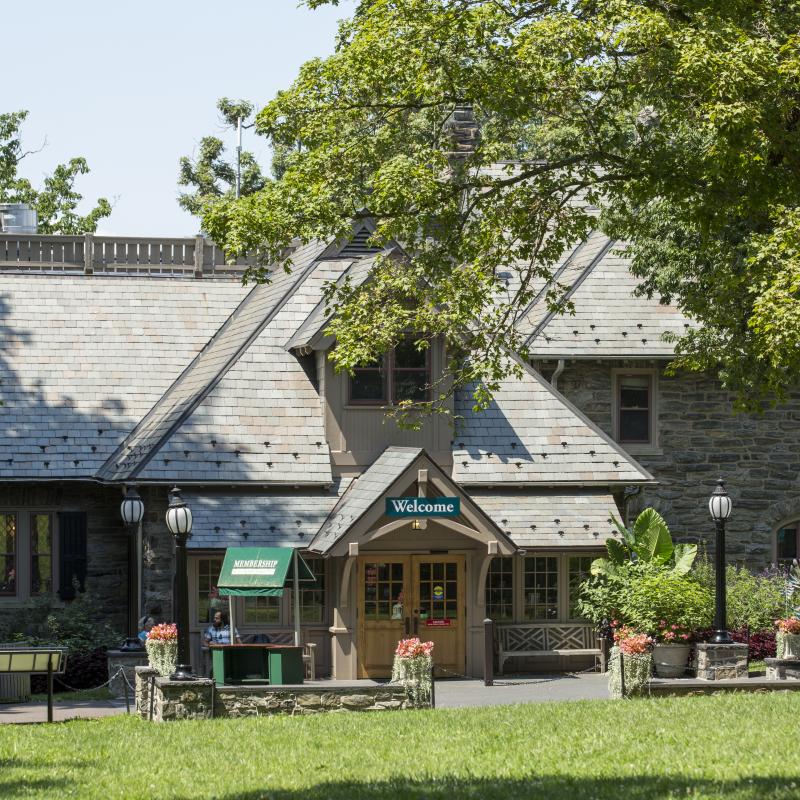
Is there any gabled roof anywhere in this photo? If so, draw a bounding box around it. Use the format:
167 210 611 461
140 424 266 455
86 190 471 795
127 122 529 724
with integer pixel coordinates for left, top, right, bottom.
452 355 653 485
97 240 329 481
521 237 691 358
309 446 518 555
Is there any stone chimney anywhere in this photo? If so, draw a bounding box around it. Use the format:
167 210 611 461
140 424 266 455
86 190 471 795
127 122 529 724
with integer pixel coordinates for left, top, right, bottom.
444 104 480 159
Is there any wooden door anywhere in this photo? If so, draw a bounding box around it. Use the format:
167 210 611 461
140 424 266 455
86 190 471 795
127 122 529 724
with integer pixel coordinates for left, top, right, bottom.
357 557 410 678
411 555 465 677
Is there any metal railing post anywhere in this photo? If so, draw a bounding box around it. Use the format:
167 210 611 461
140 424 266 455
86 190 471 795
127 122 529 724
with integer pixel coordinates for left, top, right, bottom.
483 618 494 686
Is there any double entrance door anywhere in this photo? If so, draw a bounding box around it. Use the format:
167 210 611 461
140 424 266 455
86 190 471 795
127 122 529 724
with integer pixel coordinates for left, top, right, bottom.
357 554 465 679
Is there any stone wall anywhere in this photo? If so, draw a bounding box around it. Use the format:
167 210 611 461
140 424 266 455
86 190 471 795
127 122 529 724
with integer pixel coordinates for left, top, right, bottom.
134 666 423 720
107 648 148 699
0 482 131 636
551 360 800 567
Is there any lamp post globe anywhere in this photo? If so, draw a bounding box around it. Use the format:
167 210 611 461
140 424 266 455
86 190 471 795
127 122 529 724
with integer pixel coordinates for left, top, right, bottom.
708 479 733 645
120 487 144 526
166 487 195 680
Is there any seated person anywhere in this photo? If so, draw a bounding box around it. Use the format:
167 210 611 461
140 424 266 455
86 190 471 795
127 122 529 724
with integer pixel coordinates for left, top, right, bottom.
204 610 242 646
138 615 155 642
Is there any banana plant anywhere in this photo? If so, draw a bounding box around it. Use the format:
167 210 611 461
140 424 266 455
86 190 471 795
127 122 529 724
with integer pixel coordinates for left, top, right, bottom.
591 508 697 578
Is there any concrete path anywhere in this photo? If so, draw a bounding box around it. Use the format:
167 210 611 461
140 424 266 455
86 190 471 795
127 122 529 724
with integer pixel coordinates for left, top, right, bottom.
435 674 609 708
0 698 130 724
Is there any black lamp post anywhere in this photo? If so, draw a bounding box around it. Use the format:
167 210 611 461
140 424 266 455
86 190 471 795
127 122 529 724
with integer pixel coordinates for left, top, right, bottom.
165 486 195 680
708 478 733 644
120 487 146 649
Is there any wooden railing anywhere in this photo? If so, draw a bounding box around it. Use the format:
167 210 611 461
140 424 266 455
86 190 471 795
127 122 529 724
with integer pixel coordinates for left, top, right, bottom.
0 233 257 278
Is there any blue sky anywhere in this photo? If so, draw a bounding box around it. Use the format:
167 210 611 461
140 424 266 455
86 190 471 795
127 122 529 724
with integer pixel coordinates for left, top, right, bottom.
5 1 353 235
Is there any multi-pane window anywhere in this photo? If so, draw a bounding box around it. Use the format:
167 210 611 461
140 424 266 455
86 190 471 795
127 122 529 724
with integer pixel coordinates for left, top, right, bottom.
349 337 431 405
617 374 652 443
777 524 800 563
197 558 223 624
418 561 458 620
363 562 405 620
292 557 326 624
30 514 53 596
244 595 281 624
485 557 513 621
567 556 594 620
523 557 559 620
0 514 16 596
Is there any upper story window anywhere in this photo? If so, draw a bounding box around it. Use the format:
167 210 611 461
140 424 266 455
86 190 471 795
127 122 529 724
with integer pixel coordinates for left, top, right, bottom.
613 370 657 449
777 523 800 563
349 337 431 405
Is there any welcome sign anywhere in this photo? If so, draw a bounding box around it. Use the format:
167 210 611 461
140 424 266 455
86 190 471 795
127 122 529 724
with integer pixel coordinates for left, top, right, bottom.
385 496 460 517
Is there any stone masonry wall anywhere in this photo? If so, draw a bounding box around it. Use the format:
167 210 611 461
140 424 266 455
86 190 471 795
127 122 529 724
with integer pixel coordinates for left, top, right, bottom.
553 360 800 567
0 482 130 636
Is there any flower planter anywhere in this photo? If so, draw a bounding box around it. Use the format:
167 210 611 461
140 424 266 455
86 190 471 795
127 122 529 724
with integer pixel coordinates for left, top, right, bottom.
608 646 653 698
653 643 690 678
777 633 800 661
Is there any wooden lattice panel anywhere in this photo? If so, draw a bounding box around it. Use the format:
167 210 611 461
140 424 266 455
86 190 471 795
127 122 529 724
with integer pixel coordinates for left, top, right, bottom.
546 625 593 650
500 626 546 652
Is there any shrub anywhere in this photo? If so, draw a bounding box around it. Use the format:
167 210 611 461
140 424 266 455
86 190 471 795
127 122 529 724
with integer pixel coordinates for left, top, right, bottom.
693 558 787 632
577 561 662 627
620 572 713 637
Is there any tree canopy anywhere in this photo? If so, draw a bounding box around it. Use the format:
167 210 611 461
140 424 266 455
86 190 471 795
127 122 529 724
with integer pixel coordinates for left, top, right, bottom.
0 110 111 234
200 0 800 417
178 98 267 218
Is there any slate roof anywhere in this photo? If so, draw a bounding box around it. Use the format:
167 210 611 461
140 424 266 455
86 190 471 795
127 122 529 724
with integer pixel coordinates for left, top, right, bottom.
184 481 349 550
521 237 691 358
98 240 331 482
0 274 248 479
309 446 424 553
467 489 620 548
452 356 653 485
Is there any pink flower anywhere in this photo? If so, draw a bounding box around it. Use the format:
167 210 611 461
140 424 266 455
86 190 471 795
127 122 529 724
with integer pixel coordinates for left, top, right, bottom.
776 618 800 634
680 633 690 640
395 637 435 658
147 623 178 642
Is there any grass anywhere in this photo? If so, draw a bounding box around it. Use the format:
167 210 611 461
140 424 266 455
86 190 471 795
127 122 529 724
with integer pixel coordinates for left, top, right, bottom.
1 694 800 799
749 660 766 675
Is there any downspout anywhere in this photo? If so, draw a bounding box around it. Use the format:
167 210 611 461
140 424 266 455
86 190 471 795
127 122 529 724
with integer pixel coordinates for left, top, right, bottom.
550 359 565 391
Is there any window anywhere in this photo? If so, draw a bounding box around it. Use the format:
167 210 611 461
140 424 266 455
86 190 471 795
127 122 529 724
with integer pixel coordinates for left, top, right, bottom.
364 561 405 620
244 595 281 624
349 336 431 405
30 514 53 596
567 556 594 620
485 557 513 621
0 514 16 596
523 556 559 620
292 557 326 624
777 523 800 563
617 374 651 443
197 557 223 624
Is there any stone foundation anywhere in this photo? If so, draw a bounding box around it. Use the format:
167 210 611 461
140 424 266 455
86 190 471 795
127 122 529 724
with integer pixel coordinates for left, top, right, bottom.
107 649 148 699
134 666 424 720
694 643 748 680
765 658 800 681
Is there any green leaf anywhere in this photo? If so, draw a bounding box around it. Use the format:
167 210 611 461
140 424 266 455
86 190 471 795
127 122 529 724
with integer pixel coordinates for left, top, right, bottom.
671 543 698 575
609 514 635 549
632 509 673 564
590 558 618 578
606 538 627 565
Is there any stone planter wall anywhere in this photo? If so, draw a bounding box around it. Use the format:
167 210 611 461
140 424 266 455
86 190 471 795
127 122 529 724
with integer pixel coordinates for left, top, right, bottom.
107 650 148 699
133 667 425 721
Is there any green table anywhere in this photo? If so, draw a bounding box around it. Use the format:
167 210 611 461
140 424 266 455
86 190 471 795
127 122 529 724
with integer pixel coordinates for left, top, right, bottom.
210 644 305 686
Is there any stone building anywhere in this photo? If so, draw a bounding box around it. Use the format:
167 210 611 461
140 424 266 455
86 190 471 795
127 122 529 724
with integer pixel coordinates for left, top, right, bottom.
0 228 796 678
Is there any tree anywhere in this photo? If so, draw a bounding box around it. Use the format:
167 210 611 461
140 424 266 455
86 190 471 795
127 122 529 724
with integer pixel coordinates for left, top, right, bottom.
178 98 266 218
200 0 800 416
0 110 111 234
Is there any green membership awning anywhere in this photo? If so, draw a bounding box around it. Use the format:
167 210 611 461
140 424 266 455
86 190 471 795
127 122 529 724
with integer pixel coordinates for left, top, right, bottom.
217 547 316 597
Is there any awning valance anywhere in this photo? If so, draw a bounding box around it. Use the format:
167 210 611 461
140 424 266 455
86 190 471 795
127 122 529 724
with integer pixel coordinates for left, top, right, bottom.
217 547 316 597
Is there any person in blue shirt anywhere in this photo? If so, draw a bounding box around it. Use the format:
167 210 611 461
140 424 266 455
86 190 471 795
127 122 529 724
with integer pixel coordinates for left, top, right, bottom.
204 610 242 645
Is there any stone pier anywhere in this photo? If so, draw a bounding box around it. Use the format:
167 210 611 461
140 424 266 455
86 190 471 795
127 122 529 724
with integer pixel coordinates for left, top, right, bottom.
694 643 748 680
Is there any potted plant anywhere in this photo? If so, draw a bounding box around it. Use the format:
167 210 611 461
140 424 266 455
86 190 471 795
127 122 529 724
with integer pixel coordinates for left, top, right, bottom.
144 623 179 678
392 637 434 707
609 626 654 698
651 620 693 678
776 618 800 660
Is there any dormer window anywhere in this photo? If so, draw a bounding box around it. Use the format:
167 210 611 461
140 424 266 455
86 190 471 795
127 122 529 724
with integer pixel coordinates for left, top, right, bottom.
349 337 430 405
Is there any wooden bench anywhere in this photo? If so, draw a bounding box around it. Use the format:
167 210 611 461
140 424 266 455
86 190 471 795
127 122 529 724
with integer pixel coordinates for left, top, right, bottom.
496 623 606 674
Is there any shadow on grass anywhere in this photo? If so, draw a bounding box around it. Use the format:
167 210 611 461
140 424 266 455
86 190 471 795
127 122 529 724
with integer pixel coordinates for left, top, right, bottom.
0 756 95 798
176 775 800 800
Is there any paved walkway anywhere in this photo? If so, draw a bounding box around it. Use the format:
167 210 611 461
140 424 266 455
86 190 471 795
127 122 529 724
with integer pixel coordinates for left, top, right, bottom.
0 674 608 723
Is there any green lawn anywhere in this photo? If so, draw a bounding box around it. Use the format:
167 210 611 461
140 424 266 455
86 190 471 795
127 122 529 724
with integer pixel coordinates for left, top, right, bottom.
29 688 114 703
1 693 799 799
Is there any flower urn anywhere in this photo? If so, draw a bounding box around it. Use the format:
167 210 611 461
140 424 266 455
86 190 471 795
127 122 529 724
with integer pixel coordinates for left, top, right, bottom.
778 633 800 661
653 642 691 678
